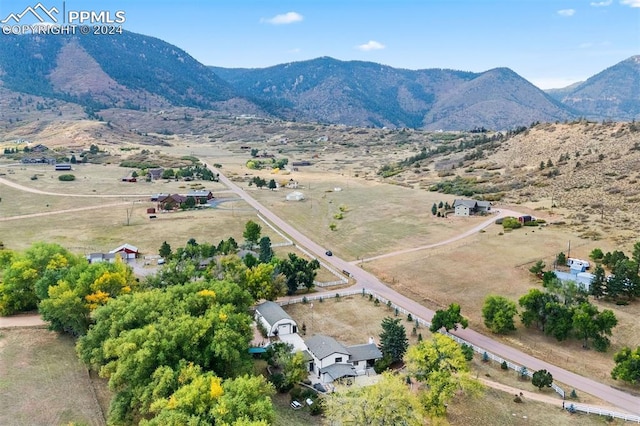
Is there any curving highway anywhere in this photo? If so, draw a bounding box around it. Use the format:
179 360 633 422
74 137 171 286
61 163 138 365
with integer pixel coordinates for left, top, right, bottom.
206 161 640 415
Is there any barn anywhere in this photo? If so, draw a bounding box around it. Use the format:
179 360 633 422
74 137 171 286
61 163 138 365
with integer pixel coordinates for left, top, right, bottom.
109 243 140 260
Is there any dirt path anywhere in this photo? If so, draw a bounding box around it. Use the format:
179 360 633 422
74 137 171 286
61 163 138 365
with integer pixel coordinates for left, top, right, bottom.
0 201 133 222
356 208 520 263
0 176 148 198
0 313 46 328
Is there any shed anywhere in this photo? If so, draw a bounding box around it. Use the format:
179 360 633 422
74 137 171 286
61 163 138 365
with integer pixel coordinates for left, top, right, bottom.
55 164 72 171
285 191 305 201
254 301 298 337
518 215 533 223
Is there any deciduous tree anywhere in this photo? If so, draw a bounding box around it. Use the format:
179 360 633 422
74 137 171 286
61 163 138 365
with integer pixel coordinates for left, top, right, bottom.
482 295 517 334
572 302 617 351
429 303 468 332
324 372 424 426
243 220 262 246
405 334 482 417
611 346 640 386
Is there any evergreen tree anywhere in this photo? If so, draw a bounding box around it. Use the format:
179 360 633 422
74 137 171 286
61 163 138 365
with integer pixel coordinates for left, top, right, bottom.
379 317 409 363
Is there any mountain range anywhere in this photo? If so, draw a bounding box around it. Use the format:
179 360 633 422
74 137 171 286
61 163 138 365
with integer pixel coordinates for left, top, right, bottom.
0 30 638 130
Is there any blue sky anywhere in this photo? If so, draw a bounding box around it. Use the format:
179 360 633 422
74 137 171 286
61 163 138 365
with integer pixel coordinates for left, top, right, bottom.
2 0 639 89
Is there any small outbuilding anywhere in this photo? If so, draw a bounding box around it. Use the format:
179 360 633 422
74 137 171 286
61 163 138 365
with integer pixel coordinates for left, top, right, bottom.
254 301 298 337
285 191 305 201
109 243 139 260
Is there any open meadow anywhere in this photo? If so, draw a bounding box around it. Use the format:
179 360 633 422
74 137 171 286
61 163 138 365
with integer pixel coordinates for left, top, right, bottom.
0 328 105 426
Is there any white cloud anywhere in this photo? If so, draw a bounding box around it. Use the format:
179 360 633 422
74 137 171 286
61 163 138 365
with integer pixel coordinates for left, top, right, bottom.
261 12 303 25
590 0 612 6
288 48 301 53
557 9 576 16
356 40 385 51
621 0 640 7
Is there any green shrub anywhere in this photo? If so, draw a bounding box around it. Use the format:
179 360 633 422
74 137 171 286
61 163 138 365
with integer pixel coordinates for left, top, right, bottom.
502 217 522 230
374 355 392 373
501 360 508 370
289 386 302 401
58 174 75 181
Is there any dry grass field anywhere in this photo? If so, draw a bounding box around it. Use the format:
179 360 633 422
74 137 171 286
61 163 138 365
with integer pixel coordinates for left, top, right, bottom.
225 164 480 261
0 328 105 426
365 221 640 394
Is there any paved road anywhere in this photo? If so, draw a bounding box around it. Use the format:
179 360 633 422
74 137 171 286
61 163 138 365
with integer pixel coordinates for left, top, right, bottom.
206 162 640 415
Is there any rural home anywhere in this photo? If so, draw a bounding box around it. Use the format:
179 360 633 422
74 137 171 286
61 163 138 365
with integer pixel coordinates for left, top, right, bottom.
109 243 140 260
187 190 214 203
86 252 117 264
554 270 595 292
31 144 49 152
305 334 382 383
345 340 383 375
255 301 298 337
148 168 164 180
157 194 187 210
285 191 305 201
453 199 491 216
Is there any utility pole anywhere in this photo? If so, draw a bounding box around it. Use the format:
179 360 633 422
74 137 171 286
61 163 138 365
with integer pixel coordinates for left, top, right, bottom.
125 202 134 226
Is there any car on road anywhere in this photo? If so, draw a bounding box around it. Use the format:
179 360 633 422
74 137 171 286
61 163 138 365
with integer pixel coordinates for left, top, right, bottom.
325 250 333 256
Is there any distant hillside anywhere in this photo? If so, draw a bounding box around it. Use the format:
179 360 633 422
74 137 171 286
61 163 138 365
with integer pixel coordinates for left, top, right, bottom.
0 32 237 110
212 57 575 130
0 29 636 130
547 56 640 121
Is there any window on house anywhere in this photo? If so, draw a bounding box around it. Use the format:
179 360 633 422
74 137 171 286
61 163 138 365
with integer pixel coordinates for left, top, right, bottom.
335 357 343 363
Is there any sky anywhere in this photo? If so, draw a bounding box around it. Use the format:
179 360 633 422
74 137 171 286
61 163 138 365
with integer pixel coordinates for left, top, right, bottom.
1 0 639 89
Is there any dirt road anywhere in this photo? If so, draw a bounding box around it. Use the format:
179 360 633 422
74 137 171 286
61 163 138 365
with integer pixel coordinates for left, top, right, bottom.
207 162 640 416
0 313 46 328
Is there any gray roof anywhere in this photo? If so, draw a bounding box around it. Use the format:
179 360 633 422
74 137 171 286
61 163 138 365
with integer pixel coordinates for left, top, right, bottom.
255 301 292 326
476 200 491 208
347 343 383 362
305 334 349 360
301 350 313 363
453 199 478 208
319 363 356 381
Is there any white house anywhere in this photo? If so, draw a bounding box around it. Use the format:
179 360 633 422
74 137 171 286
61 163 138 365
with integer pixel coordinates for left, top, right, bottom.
347 341 383 375
453 199 491 217
254 301 298 337
285 191 305 201
306 335 354 383
305 334 383 383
